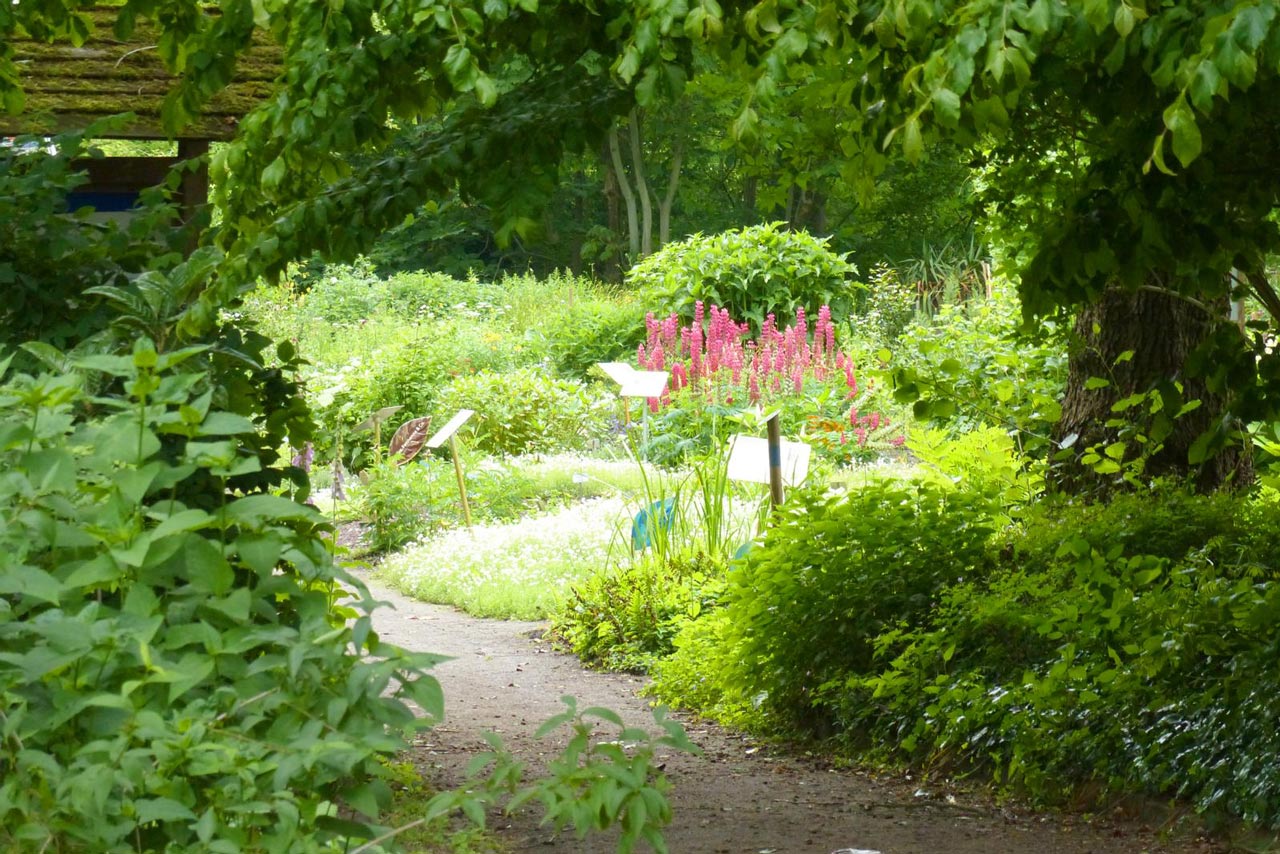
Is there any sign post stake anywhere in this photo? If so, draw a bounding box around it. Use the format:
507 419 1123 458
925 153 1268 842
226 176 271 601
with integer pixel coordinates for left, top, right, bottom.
448 434 473 528
765 413 786 507
425 409 476 529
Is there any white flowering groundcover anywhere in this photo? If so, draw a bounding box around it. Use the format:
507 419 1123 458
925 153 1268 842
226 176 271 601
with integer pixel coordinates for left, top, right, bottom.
377 497 633 619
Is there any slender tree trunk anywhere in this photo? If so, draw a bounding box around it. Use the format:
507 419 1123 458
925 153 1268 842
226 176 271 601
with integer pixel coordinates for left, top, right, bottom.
601 139 621 237
628 109 654 257
1051 282 1251 494
658 140 683 248
607 125 640 259
743 175 757 217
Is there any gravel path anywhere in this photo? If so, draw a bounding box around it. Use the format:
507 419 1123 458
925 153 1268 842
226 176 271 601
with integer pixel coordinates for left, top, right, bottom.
362 573 1223 854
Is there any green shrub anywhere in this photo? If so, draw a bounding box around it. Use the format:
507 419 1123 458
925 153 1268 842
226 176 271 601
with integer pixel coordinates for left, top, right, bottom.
836 485 1280 825
299 260 388 324
0 340 441 853
627 223 859 331
553 554 725 672
310 320 513 466
715 480 996 734
535 298 647 380
858 263 922 346
646 606 758 728
891 282 1067 452
348 459 439 552
432 367 611 456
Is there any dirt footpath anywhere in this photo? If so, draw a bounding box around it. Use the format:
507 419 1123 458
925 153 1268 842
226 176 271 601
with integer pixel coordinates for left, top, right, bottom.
361 574 1223 854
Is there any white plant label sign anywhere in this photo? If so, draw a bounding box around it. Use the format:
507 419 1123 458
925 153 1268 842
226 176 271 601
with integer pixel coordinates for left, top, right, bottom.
726 434 811 487
425 409 475 449
596 362 637 386
619 370 669 398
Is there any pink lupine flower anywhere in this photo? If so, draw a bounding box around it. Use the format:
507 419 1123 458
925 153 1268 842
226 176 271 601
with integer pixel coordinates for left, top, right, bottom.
891 436 905 447
671 362 688 390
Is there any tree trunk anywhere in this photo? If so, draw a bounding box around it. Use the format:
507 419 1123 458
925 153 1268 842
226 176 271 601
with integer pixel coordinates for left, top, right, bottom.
628 109 654 257
1050 282 1251 494
743 175 757 216
601 139 621 237
658 140 683 248
607 125 640 259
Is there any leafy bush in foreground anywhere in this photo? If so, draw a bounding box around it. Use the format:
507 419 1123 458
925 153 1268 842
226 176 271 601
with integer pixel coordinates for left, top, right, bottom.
0 341 442 853
837 486 1280 823
648 480 995 734
649 470 1280 827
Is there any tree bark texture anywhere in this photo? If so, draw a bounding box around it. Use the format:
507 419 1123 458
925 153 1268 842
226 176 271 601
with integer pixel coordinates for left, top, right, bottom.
1051 283 1251 494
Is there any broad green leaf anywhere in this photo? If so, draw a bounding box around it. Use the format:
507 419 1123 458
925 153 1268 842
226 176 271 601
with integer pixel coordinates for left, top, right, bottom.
1163 97 1202 167
901 115 923 162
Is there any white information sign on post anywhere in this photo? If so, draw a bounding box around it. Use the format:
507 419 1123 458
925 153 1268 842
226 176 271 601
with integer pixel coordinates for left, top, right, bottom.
425 409 475 449
618 370 669 399
596 362 637 386
425 409 477 527
726 434 811 487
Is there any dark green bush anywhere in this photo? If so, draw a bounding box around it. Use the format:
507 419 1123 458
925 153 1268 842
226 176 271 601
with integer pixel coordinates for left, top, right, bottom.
627 223 859 331
717 480 996 733
836 485 1280 825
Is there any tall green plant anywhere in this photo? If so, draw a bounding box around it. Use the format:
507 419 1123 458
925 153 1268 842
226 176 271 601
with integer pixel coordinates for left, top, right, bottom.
0 339 443 853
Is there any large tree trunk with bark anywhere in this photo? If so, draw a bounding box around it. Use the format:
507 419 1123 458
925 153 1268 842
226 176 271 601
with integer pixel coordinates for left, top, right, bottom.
1051 283 1251 494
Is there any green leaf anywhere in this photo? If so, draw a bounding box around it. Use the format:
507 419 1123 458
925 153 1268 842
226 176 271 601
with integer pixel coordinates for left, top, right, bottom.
901 115 923 162
1084 376 1111 390
931 89 961 127
183 536 234 595
1186 428 1215 465
1163 97 1202 167
225 494 320 525
203 588 252 622
1113 3 1135 38
135 797 196 825
197 412 257 436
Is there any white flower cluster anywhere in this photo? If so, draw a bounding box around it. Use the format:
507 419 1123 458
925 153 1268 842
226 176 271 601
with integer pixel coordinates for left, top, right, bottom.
377 497 632 619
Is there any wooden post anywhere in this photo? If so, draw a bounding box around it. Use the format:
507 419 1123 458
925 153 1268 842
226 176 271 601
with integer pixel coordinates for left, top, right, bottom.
765 413 785 507
449 434 473 527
